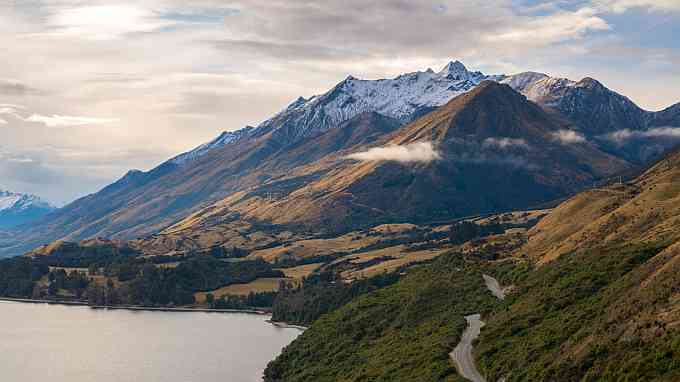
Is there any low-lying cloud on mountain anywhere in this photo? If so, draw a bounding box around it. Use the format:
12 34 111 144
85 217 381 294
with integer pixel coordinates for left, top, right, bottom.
552 129 587 144
602 126 680 144
482 137 529 149
346 142 441 163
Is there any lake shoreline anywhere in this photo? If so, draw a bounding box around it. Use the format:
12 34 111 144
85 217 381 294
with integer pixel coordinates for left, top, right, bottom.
0 297 309 330
0 296 269 315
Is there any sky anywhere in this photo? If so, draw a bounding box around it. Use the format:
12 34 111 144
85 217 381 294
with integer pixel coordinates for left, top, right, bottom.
1 0 679 205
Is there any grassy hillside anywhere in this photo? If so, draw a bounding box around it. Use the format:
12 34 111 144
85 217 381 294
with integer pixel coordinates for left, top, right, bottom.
473 151 680 381
264 253 498 382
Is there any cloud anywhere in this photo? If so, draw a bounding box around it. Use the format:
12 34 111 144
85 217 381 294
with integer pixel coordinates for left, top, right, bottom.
487 7 610 45
602 127 680 144
482 137 529 149
0 119 6 125
552 129 587 144
347 142 441 163
0 105 24 119
47 5 174 40
23 114 118 128
7 157 34 163
594 0 680 13
0 0 678 205
0 104 25 111
0 79 41 95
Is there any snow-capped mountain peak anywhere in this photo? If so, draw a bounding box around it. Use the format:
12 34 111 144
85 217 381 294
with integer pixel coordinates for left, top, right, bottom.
171 60 641 165
0 190 53 213
0 190 55 228
499 71 549 93
171 60 507 164
438 60 471 78
253 60 506 140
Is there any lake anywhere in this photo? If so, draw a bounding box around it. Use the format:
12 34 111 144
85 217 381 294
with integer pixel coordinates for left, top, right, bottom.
0 301 302 382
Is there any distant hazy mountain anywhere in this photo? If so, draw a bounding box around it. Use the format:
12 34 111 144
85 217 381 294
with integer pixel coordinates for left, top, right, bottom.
0 190 55 229
2 60 680 257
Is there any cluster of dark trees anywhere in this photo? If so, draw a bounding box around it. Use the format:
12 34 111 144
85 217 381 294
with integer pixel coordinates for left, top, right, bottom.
271 270 400 325
0 257 48 298
355 228 449 254
41 242 139 268
204 246 249 259
0 254 285 309
271 254 341 268
94 257 283 307
45 269 89 298
449 221 504 245
206 291 277 309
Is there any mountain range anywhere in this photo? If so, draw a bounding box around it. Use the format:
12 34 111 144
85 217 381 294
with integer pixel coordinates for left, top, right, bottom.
2 60 680 258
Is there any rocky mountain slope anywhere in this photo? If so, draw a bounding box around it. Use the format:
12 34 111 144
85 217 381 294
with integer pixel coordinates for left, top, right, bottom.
174 81 631 235
0 190 55 229
2 61 679 258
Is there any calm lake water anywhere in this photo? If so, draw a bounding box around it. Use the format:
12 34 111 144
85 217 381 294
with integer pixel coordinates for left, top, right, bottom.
0 301 302 382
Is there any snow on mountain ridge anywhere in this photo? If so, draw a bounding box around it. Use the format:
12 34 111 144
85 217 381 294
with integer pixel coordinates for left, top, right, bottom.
169 60 507 165
286 60 500 122
169 126 254 165
170 61 634 165
252 60 506 143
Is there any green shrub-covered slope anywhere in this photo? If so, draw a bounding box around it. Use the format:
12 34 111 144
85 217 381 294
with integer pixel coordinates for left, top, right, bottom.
265 253 497 382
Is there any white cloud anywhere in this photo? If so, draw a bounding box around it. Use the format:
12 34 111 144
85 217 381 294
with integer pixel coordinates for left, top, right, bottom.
47 5 173 40
347 142 441 163
0 118 7 125
487 7 610 45
552 129 587 144
482 137 529 149
7 157 34 163
595 0 680 13
24 114 118 128
0 104 24 115
602 127 680 143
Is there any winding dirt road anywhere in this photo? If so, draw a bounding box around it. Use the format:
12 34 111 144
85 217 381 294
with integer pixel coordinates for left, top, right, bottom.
450 275 507 382
450 314 487 382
